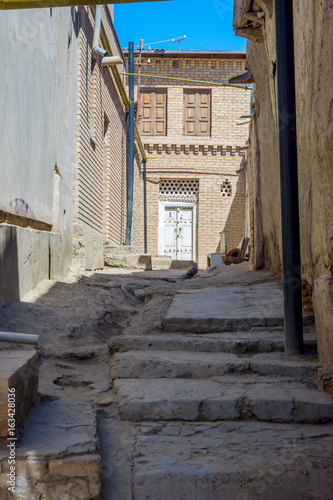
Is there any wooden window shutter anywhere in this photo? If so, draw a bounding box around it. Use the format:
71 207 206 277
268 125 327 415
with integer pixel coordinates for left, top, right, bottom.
141 89 167 136
184 90 211 137
184 92 196 135
198 91 210 136
154 91 166 136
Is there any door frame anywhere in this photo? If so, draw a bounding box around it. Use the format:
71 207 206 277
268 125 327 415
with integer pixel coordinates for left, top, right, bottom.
158 201 197 261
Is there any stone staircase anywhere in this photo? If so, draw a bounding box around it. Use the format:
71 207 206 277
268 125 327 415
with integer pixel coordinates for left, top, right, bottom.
108 327 333 499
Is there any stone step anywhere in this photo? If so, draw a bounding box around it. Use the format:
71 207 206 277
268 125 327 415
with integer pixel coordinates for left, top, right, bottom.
104 253 152 271
152 257 197 270
104 244 133 255
130 420 333 500
0 350 38 438
163 285 313 333
110 350 321 381
114 376 333 424
0 400 102 497
109 331 317 355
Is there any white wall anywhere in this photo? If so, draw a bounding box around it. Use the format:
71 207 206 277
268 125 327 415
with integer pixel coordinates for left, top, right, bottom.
0 7 78 305
0 7 77 223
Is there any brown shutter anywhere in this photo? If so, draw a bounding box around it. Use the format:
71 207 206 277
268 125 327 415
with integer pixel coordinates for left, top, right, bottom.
154 91 166 136
141 92 153 135
141 90 167 136
198 91 210 137
184 90 211 137
184 92 196 135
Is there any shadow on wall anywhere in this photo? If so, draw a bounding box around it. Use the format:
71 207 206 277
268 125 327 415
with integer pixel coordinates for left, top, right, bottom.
215 174 246 253
0 225 20 309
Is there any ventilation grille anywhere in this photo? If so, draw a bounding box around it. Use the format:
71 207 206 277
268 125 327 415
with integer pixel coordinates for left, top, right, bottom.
221 180 232 197
159 179 199 203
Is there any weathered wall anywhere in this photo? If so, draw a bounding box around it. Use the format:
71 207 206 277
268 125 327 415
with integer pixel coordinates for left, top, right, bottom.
0 8 78 306
238 0 333 371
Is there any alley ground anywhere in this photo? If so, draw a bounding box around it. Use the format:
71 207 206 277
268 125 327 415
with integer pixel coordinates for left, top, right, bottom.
0 263 333 499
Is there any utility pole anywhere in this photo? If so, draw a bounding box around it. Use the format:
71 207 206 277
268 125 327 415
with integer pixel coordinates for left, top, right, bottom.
125 41 135 246
275 0 304 354
136 39 144 126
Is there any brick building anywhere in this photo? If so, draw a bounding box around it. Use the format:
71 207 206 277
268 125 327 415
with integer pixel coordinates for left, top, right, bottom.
127 50 251 269
0 5 146 307
72 6 144 271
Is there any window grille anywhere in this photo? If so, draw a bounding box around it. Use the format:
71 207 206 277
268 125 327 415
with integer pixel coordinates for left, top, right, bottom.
159 179 199 203
221 180 232 197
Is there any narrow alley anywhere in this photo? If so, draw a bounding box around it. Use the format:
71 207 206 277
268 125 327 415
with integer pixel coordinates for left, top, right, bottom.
1 0 333 498
1 264 332 499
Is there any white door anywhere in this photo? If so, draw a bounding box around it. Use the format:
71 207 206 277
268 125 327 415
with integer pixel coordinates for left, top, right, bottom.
163 207 193 260
164 208 178 259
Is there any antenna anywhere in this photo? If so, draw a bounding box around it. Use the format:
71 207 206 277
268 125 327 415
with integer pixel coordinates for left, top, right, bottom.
172 35 186 50
134 36 188 49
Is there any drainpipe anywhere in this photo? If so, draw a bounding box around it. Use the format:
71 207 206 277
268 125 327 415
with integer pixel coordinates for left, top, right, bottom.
125 41 135 246
143 159 147 254
0 332 39 345
275 0 303 354
92 5 107 58
136 39 144 126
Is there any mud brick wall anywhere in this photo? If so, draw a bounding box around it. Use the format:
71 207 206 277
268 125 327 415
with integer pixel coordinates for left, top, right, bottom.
235 0 333 372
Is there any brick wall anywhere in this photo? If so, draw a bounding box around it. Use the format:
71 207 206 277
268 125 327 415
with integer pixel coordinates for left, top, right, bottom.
130 53 247 87
72 6 142 269
130 52 250 269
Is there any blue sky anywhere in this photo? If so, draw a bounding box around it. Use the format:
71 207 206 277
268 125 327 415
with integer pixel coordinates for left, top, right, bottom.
114 0 247 51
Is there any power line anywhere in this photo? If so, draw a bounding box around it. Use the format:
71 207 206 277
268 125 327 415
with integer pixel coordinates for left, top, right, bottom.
119 72 251 90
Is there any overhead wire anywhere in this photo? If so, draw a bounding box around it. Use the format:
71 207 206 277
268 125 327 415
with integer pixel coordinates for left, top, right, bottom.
119 72 250 91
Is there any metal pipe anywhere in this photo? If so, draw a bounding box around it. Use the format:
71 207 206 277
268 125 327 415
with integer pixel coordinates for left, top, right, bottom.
93 6 108 58
100 56 123 66
0 332 39 345
275 0 303 354
143 159 147 253
93 5 102 49
125 42 135 246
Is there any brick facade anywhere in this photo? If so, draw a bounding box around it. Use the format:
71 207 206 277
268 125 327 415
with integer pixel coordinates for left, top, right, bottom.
126 51 250 269
73 6 142 270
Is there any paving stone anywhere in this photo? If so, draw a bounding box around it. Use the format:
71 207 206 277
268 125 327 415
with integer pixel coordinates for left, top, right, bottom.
0 400 102 499
109 331 317 354
14 400 98 457
163 285 312 332
110 350 320 380
131 421 333 500
114 377 333 423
